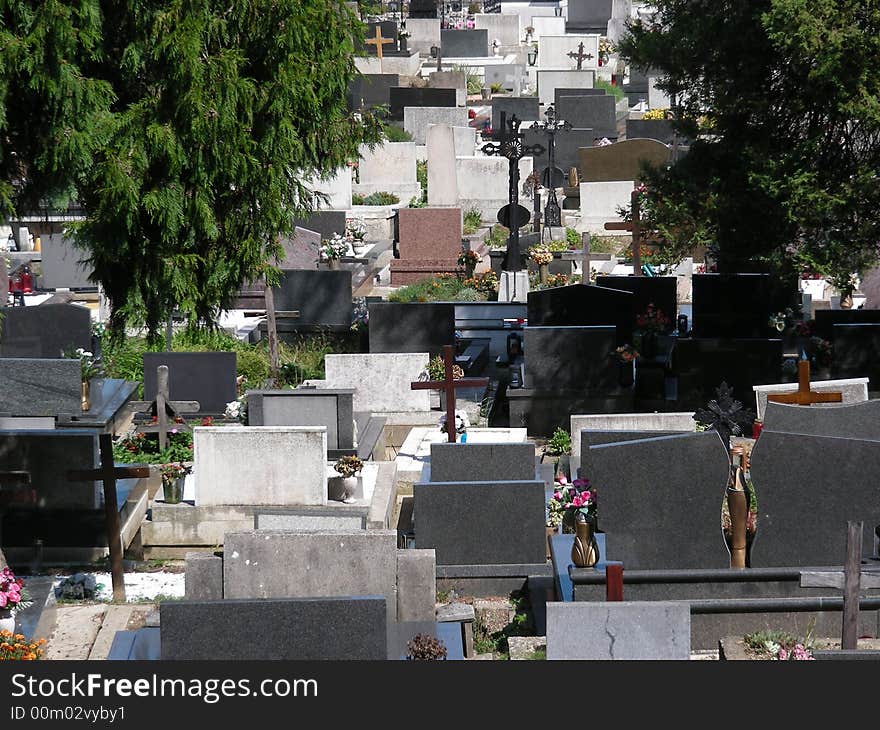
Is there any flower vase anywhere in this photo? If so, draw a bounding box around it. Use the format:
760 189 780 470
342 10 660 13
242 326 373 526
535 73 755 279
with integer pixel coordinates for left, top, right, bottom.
328 258 340 271
0 609 15 634
163 477 185 505
81 380 91 412
465 262 476 279
618 360 636 388
571 515 599 568
539 263 549 284
328 476 360 503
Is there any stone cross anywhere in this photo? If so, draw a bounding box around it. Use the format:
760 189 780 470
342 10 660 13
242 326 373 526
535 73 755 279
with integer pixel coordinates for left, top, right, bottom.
604 188 643 276
766 359 842 407
567 42 594 71
365 25 394 63
410 345 489 443
800 522 880 650
128 366 200 450
67 434 150 601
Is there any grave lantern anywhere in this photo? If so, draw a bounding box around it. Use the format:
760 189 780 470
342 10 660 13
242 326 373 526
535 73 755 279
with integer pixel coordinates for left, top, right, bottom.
527 46 538 66
507 331 523 360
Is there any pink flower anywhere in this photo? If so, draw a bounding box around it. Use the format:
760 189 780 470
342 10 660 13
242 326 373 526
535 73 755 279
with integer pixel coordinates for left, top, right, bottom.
777 648 789 660
0 594 7 608
556 475 568 485
553 491 562 501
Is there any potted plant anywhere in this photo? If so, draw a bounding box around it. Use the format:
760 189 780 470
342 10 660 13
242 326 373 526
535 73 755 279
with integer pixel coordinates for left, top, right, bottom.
329 455 364 503
159 462 191 504
0 567 33 633
542 427 572 479
529 246 554 284
345 218 368 255
321 233 349 270
458 249 480 279
64 347 102 411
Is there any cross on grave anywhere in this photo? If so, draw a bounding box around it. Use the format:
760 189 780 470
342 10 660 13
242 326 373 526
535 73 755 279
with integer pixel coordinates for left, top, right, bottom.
67 434 150 601
481 112 544 272
128 366 200 450
605 187 644 277
567 42 594 71
365 25 394 63
532 104 571 235
410 345 489 443
766 358 843 407
800 522 880 650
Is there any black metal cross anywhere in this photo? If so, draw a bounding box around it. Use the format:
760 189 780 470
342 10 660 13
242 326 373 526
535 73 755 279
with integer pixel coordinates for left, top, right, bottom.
67 434 150 601
532 104 572 234
481 113 544 271
567 42 594 71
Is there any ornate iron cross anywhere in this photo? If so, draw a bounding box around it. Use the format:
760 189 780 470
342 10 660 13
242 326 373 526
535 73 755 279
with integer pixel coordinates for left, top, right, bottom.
481 113 544 271
532 104 572 231
567 42 594 70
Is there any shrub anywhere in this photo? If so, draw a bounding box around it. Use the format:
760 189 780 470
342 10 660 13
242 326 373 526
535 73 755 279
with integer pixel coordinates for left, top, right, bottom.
595 78 624 102
486 224 509 249
565 227 581 247
353 192 399 206
463 207 482 235
383 124 412 142
388 274 480 303
453 287 482 302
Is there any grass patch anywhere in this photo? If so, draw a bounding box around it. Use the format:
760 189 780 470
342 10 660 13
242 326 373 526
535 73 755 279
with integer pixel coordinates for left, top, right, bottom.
589 234 626 254
473 591 535 659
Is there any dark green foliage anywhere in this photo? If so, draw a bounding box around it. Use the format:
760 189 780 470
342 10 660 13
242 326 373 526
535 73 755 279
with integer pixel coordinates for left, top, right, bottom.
619 1 880 283
1 1 383 342
382 123 412 142
352 191 399 205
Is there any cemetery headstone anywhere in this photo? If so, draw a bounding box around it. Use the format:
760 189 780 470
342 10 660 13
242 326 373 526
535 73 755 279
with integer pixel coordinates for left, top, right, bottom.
0 303 91 358
527 284 635 343
318 353 431 413
491 98 541 132
567 0 614 32
348 73 401 110
246 389 355 450
268 270 353 331
831 323 880 388
0 358 82 417
292 211 347 240
578 138 670 183
595 275 677 323
143 352 237 416
692 273 794 339
39 234 95 290
389 87 457 121
389 207 463 284
428 442 536 482
440 29 490 58
762 399 880 440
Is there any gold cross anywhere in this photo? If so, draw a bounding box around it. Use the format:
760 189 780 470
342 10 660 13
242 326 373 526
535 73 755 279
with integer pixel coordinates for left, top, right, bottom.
766 359 843 406
365 26 394 61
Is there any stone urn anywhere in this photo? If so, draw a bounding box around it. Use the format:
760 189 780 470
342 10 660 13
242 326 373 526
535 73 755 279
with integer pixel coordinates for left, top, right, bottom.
328 476 361 504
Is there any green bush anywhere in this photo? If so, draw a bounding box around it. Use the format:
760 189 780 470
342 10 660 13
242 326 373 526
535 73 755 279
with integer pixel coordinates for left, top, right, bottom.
352 191 400 206
453 287 482 302
383 124 412 142
595 78 625 102
463 207 482 235
486 224 510 249
565 227 581 247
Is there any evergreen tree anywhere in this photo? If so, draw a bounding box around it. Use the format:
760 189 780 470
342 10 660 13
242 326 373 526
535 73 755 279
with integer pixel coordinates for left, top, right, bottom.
2 1 382 340
620 0 880 288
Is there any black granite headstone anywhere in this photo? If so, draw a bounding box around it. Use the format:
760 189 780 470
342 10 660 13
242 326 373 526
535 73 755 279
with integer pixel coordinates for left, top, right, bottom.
831 323 880 388
291 211 347 240
692 273 795 339
491 97 541 132
270 270 353 330
813 309 880 340
348 73 401 110
413 479 546 565
408 0 437 18
567 0 614 31
523 127 595 178
673 337 782 411
553 88 608 110
626 119 678 145
523 325 618 390
357 21 400 55
368 301 456 357
588 431 731 569
440 29 490 58
388 87 457 121
143 351 237 416
750 430 880 567
0 303 92 358
160 597 388 660
527 284 634 344
595 275 677 325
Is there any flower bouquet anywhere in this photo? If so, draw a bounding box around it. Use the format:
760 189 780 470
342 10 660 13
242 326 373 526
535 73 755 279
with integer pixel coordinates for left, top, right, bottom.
547 478 596 532
0 568 32 616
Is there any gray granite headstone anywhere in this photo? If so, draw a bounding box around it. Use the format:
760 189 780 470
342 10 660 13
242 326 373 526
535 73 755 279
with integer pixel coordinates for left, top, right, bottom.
523 126 595 178
413 479 546 565
0 358 82 417
491 98 541 133
556 95 618 140
39 234 95 289
184 552 223 601
143 352 237 416
348 73 401 110
441 28 489 58
388 87 457 121
546 601 691 660
587 431 731 569
749 430 880 566
763 400 880 440
0 429 99 509
279 226 322 269
0 303 91 358
223 530 399 621
160 596 387 660
567 0 614 31
246 389 355 450
579 429 683 479
429 442 535 482
292 211 347 240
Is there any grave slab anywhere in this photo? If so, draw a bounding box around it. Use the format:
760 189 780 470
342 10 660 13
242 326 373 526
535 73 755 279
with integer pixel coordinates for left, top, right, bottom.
0 303 91 359
429 442 535 482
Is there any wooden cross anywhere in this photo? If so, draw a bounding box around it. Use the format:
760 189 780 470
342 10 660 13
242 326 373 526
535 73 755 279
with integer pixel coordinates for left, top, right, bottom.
128 366 200 450
410 345 489 443
800 522 880 650
604 188 643 277
766 359 842 407
365 25 394 62
567 42 594 70
67 434 150 601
